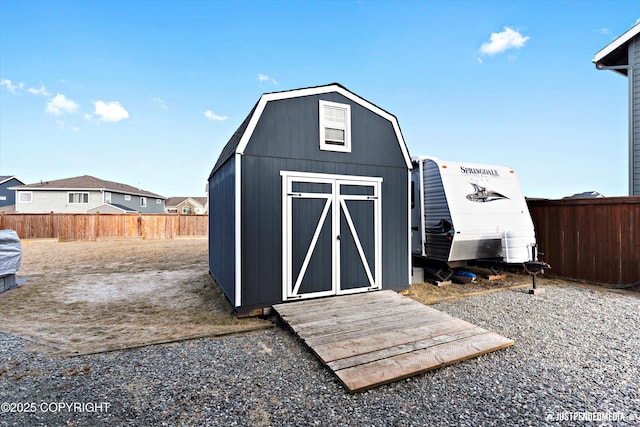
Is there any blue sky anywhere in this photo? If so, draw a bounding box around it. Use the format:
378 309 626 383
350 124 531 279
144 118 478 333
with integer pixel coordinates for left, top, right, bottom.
1 0 638 199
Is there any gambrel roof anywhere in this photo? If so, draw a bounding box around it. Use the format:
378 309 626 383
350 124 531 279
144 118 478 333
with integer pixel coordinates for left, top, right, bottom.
12 175 165 199
210 83 412 177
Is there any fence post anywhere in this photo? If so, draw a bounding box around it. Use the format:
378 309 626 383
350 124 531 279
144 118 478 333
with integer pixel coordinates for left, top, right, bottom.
95 211 100 240
49 211 54 239
137 214 143 238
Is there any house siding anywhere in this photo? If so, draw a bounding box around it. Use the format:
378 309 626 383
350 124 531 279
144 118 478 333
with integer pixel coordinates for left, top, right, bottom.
108 192 165 213
15 190 165 213
0 178 22 207
208 156 236 305
632 36 640 195
15 190 104 213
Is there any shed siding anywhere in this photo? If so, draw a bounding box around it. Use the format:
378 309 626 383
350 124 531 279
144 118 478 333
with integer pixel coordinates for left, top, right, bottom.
243 93 407 169
239 155 408 310
633 37 640 195
208 156 236 304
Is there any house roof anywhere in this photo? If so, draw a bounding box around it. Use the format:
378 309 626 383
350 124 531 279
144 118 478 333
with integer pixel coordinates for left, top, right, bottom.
165 197 207 208
87 203 139 213
11 175 165 199
0 176 24 186
593 22 640 76
564 191 605 199
209 83 412 177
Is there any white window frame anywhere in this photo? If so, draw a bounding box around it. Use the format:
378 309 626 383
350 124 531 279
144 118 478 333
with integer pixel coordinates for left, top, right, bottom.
104 192 112 203
124 194 131 201
140 197 147 207
156 199 161 204
319 100 351 153
18 191 32 203
68 192 89 204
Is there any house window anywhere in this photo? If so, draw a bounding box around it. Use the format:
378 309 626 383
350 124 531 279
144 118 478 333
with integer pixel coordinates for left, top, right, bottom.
18 191 32 203
140 197 147 207
156 199 161 204
104 192 112 203
319 100 351 153
68 192 89 204
182 206 192 214
124 194 131 201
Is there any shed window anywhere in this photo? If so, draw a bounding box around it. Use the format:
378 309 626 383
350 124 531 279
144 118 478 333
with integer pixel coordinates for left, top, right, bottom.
68 192 89 204
319 100 351 152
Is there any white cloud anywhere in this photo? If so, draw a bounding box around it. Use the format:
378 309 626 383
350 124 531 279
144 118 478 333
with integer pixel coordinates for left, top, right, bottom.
480 27 530 56
152 97 168 110
46 94 79 115
204 110 228 121
55 120 80 132
27 84 51 96
258 73 278 85
1 79 24 93
92 101 129 122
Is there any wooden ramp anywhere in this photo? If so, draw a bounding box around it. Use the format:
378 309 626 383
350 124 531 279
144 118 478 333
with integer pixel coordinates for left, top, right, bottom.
273 290 514 393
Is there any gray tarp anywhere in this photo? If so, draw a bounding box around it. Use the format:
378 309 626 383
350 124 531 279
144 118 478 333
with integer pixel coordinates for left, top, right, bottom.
0 229 21 275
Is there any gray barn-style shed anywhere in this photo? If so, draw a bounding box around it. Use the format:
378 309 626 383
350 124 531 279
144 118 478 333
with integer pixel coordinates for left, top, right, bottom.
208 84 412 315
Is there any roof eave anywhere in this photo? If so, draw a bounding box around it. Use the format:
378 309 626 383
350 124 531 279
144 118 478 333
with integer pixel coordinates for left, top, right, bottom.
593 22 640 64
7 185 165 199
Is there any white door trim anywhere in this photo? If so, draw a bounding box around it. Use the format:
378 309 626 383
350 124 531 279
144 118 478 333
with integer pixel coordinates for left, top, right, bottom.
281 171 382 301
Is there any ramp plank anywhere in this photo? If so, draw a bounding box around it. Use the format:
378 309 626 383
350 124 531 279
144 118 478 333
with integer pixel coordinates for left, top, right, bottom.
273 290 514 393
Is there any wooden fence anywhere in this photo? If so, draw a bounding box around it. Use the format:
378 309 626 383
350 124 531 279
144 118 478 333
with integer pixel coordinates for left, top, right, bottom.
0 213 208 240
527 197 640 286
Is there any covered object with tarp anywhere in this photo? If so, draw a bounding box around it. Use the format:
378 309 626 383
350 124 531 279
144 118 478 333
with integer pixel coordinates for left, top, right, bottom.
0 229 21 293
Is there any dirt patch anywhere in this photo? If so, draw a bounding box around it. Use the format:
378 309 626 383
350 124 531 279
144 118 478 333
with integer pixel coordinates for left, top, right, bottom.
0 238 270 355
408 265 639 305
2 238 634 355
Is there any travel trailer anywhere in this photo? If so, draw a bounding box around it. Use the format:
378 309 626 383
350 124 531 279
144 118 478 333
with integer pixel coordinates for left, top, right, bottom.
411 157 544 280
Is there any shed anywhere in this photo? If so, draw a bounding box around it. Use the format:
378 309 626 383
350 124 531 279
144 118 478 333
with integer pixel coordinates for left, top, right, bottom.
208 83 412 316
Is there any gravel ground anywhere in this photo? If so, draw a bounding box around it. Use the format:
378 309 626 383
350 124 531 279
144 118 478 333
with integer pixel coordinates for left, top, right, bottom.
1 285 639 426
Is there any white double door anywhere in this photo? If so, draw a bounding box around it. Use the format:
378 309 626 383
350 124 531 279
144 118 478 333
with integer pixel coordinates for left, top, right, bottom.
282 172 382 301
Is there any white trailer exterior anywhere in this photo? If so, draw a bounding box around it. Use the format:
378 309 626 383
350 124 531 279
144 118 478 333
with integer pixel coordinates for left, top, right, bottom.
411 157 536 266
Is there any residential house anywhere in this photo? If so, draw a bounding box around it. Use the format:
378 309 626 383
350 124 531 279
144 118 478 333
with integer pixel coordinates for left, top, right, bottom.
10 175 166 213
0 176 24 210
593 21 640 195
165 197 208 214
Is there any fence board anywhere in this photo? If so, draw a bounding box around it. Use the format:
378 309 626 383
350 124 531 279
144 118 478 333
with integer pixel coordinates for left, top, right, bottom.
0 213 207 241
527 197 640 286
